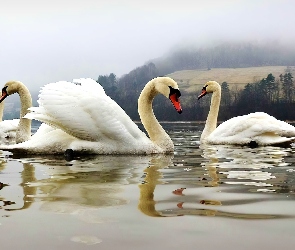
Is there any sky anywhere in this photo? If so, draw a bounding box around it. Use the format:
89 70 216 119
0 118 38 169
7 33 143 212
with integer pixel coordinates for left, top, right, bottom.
1 0 295 91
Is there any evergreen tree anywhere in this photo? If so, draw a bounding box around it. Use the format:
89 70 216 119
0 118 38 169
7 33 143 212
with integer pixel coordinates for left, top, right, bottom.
281 73 294 103
220 82 231 107
264 73 279 103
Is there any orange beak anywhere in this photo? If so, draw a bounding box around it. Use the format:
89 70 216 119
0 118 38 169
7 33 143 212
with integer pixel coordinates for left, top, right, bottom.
198 89 207 100
169 93 182 114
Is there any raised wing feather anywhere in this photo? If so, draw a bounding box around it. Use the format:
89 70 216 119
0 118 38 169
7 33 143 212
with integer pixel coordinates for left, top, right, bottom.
25 78 147 142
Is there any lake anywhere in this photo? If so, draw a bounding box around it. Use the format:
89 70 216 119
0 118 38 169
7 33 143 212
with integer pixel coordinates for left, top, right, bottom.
0 122 295 250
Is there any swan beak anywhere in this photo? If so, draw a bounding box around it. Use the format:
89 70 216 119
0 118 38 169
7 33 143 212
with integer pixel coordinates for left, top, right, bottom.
0 87 8 103
169 93 182 114
198 89 207 99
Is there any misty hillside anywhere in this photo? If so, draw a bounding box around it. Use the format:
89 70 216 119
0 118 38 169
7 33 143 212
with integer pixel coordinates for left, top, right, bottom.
4 41 295 121
167 66 295 93
149 41 295 76
105 41 295 121
114 41 295 99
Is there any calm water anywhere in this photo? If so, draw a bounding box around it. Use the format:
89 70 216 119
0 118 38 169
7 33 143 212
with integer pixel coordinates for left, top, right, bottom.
1 122 295 249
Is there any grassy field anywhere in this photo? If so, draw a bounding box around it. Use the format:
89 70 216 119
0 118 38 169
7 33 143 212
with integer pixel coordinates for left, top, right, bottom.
166 66 295 93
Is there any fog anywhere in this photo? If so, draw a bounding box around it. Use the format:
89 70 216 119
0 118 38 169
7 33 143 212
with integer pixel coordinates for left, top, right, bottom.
1 0 294 91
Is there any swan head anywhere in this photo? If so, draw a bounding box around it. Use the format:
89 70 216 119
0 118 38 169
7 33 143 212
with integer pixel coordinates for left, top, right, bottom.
0 81 24 103
198 81 221 99
153 77 182 114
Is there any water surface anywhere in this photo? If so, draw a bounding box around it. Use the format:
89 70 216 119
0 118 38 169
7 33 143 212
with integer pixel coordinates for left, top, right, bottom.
0 122 295 249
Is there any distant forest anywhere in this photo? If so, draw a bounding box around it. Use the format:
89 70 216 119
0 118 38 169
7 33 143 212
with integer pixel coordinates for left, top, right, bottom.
97 41 295 121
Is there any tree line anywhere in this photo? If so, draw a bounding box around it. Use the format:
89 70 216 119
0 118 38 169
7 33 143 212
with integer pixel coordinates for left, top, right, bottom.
95 41 295 121
97 68 295 121
220 71 295 121
4 41 295 122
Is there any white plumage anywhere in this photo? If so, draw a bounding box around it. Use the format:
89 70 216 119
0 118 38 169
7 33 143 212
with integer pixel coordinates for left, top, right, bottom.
0 119 19 140
0 77 182 154
28 79 145 142
0 99 20 141
198 81 295 146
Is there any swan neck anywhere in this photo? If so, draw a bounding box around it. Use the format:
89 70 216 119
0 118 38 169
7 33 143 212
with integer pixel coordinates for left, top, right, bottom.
16 84 33 143
0 102 4 121
18 86 32 118
138 166 163 217
138 80 173 151
201 90 221 142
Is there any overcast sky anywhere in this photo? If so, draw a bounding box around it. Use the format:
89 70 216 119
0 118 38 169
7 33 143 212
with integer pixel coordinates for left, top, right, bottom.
1 0 294 90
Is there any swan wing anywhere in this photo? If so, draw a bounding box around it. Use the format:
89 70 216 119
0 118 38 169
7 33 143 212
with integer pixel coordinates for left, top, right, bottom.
25 78 147 142
208 112 295 145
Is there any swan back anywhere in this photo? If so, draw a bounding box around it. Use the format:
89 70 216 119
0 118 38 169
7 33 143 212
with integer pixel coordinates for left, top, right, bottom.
207 112 295 145
25 78 147 143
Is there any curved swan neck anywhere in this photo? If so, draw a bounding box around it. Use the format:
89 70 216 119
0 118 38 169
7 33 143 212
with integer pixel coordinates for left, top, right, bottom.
201 89 221 142
138 166 162 217
138 157 172 217
17 84 32 118
15 83 32 143
0 102 4 121
138 80 173 151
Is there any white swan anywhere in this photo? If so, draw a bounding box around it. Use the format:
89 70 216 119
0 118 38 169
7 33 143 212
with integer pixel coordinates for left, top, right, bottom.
0 102 19 140
0 81 32 142
0 77 182 154
198 81 295 146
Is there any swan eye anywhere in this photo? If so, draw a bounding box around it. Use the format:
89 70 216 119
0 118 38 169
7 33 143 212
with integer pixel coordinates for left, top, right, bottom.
2 86 8 92
168 86 181 98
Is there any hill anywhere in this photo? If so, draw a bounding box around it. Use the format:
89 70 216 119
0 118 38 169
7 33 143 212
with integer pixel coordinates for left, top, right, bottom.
166 66 295 93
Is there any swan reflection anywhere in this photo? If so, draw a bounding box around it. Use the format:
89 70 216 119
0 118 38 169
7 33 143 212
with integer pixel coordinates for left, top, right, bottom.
138 147 295 219
0 156 36 211
200 144 294 193
0 155 152 219
0 147 294 220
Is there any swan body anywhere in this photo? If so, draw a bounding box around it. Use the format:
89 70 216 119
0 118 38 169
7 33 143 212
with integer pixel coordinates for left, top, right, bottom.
198 81 295 146
0 77 182 154
0 101 19 139
0 118 19 140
